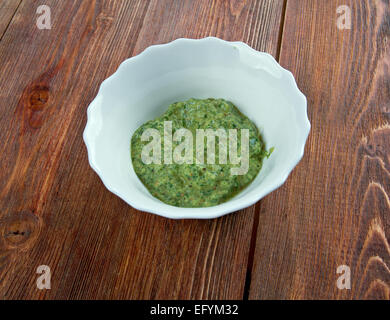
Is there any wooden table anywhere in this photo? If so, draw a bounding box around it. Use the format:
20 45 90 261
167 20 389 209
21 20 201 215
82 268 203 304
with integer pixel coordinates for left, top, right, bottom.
0 0 389 300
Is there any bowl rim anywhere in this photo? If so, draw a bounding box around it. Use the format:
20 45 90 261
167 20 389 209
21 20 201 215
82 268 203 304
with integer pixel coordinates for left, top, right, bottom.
83 37 311 219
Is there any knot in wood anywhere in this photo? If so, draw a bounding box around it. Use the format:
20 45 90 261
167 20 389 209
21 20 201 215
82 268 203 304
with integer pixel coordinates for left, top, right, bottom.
0 211 40 250
28 85 49 111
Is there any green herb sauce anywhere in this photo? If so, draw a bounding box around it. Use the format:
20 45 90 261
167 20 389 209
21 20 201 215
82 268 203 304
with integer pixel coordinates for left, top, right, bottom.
131 98 271 207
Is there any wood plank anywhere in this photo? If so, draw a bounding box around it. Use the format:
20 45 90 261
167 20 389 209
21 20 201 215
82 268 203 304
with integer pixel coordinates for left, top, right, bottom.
0 0 285 299
0 0 150 299
0 0 21 40
249 0 390 299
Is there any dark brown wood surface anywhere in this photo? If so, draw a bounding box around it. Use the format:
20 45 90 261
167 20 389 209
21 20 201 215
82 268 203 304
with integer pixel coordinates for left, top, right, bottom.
0 0 21 39
0 0 388 300
249 0 390 299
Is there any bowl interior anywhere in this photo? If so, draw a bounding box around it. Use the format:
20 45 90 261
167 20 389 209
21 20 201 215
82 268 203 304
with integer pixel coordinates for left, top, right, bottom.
86 38 308 218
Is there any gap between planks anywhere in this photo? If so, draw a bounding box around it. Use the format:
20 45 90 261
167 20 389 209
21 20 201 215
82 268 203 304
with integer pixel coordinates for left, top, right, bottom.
275 0 288 61
0 0 23 42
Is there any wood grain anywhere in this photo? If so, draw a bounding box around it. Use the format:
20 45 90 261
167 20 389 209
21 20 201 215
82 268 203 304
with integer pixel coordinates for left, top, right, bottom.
0 0 21 39
0 0 285 299
249 0 390 299
0 0 150 299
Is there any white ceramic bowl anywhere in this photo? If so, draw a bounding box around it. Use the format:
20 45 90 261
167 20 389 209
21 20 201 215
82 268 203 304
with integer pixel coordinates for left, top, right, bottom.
83 37 310 219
